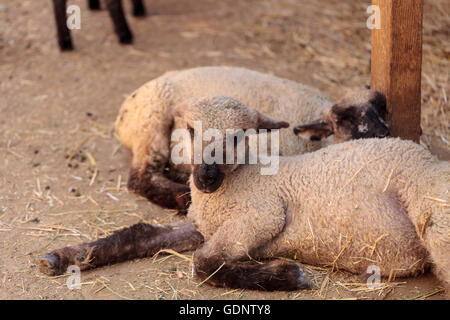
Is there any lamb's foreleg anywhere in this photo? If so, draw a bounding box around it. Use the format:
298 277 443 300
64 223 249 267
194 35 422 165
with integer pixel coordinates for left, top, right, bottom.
52 0 73 51
37 221 203 276
105 0 133 44
124 114 191 213
193 203 311 291
128 166 191 214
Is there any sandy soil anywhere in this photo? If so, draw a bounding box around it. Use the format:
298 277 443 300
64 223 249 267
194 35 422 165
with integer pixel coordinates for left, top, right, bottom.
0 0 448 300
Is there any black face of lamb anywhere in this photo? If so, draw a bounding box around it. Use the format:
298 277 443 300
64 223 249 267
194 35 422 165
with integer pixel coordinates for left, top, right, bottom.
359 111 389 139
359 107 390 139
367 92 390 138
193 164 225 193
336 103 390 140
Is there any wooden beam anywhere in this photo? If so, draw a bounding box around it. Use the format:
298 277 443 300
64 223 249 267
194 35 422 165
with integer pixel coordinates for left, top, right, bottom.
371 0 423 142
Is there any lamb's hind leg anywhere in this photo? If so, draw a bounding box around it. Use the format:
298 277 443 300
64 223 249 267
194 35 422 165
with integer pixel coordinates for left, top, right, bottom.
195 255 311 291
193 202 312 291
105 0 133 44
37 221 203 276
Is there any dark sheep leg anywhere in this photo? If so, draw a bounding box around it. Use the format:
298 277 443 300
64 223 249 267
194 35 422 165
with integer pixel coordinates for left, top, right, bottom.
128 167 191 214
88 0 101 10
131 0 146 17
52 0 73 50
37 221 203 276
105 0 133 44
194 254 311 291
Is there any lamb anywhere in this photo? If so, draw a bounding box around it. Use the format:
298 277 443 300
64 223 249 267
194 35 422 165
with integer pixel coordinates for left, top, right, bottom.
115 66 390 213
53 0 146 51
176 96 450 291
38 96 449 293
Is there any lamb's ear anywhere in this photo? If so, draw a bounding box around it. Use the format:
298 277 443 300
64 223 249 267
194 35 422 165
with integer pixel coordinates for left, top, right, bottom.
293 119 333 141
257 113 289 130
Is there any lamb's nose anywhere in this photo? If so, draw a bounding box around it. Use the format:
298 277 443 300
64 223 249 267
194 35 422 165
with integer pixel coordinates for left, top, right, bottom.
198 164 219 184
207 165 219 178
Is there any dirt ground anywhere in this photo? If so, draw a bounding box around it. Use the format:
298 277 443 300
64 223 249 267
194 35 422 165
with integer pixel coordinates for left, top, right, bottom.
0 0 448 300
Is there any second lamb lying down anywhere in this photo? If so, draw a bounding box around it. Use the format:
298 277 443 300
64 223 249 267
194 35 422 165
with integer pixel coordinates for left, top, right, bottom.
38 96 449 292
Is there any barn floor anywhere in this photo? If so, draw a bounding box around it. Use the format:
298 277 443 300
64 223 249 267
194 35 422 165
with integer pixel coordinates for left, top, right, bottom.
0 0 448 300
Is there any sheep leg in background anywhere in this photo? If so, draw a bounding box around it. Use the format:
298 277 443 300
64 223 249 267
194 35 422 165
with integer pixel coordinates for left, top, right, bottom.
52 0 73 51
37 221 203 276
105 0 133 44
131 0 146 17
88 0 101 10
193 204 312 291
128 165 191 214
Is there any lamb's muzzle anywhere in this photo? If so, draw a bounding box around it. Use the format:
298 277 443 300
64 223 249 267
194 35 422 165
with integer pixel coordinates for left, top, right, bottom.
193 164 225 193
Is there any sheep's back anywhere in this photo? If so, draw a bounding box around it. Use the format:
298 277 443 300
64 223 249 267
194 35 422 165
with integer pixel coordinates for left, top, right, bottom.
116 66 333 155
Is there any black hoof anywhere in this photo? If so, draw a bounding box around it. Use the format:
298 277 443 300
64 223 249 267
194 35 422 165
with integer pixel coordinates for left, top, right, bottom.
37 254 62 276
58 39 74 51
295 265 313 290
133 3 146 17
88 0 101 10
118 31 133 44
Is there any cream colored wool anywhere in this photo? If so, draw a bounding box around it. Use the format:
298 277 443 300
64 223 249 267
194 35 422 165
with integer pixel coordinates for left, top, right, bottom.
188 138 450 284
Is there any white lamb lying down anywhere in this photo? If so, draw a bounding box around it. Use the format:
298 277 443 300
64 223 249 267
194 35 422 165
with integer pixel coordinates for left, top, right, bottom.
38 96 448 293
115 66 390 213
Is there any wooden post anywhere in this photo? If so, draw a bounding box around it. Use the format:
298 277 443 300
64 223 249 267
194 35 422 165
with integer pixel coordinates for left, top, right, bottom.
371 0 423 142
